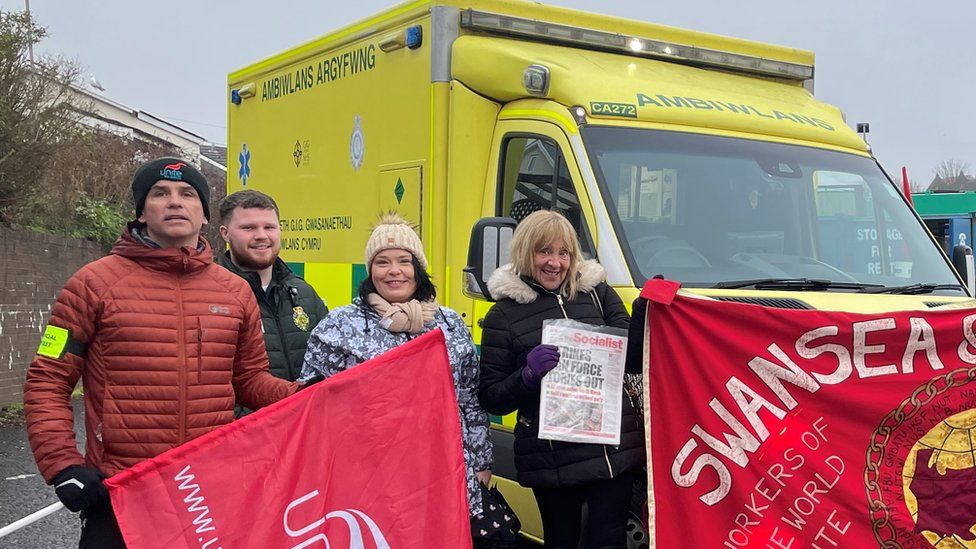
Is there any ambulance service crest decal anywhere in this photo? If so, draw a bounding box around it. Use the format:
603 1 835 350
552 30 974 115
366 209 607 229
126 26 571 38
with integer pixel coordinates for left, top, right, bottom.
350 115 365 171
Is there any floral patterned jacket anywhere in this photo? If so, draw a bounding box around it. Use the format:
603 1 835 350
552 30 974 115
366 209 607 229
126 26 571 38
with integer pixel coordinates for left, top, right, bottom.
300 298 493 515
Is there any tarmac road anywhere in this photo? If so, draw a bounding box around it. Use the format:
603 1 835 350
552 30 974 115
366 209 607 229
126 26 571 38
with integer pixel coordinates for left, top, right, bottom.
0 398 84 548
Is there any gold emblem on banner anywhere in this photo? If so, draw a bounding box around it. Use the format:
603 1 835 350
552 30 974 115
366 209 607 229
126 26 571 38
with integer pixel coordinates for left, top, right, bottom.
904 408 976 547
866 370 976 548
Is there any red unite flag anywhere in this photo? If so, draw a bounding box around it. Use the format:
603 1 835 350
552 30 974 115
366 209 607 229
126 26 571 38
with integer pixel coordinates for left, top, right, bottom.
105 329 472 548
641 279 976 548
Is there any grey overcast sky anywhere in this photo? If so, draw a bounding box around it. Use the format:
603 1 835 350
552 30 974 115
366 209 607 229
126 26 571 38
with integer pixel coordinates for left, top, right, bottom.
6 0 974 186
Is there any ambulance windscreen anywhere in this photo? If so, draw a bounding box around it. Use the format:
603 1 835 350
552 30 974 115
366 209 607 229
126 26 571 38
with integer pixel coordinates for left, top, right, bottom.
581 127 959 292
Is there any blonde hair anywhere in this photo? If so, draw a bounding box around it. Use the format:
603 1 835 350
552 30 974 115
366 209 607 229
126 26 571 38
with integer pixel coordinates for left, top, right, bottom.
510 210 582 300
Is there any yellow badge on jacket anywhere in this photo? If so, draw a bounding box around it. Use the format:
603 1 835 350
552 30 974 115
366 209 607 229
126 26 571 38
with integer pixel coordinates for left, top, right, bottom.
37 325 69 359
293 306 310 331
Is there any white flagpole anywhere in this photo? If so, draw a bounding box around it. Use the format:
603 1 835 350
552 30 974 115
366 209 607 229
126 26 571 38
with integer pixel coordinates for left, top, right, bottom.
0 502 65 538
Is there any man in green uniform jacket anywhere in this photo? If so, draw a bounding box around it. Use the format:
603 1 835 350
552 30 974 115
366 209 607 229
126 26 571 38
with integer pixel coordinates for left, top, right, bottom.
216 190 328 396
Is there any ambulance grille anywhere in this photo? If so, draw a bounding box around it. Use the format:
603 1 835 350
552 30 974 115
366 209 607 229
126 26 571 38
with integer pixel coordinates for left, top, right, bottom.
712 296 813 310
924 301 952 308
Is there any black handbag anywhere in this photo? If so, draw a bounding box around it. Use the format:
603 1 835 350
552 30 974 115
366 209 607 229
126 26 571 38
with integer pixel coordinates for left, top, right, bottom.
471 482 521 548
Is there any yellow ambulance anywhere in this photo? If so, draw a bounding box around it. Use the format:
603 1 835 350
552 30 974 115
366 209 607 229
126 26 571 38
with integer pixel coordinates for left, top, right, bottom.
227 0 970 543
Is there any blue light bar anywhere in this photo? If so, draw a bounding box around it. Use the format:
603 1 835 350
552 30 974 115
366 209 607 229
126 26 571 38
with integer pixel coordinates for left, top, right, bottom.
405 25 423 49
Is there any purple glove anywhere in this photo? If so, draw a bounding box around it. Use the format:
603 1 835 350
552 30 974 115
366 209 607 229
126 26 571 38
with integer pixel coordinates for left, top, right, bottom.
521 344 560 389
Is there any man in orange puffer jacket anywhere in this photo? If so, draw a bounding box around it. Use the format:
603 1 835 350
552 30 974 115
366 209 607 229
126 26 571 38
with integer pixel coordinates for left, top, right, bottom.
23 157 299 548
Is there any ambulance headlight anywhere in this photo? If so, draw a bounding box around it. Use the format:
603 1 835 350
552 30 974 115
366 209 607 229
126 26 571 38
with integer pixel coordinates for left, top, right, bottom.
522 64 550 97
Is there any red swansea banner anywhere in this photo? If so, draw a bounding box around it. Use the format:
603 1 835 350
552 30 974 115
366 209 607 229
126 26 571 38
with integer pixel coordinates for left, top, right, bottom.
104 329 471 548
641 279 976 548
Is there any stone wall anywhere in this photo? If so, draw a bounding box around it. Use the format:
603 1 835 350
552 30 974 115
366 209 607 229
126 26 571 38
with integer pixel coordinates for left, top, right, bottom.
0 228 103 407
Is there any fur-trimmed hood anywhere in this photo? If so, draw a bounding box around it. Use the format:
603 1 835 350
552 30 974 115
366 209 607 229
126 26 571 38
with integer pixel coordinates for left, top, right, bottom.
486 259 607 304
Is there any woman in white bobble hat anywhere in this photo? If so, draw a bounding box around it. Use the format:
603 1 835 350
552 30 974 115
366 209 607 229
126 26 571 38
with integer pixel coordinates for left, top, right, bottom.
300 212 493 517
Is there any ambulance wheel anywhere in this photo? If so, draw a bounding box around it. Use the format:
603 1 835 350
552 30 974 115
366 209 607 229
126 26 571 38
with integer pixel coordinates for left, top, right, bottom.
626 514 649 549
627 469 649 549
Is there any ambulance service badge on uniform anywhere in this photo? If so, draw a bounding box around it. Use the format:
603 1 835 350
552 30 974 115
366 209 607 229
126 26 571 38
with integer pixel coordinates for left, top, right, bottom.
293 306 310 331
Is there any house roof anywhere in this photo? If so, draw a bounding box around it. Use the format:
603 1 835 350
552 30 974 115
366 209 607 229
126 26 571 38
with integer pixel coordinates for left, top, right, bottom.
70 84 207 152
200 143 228 167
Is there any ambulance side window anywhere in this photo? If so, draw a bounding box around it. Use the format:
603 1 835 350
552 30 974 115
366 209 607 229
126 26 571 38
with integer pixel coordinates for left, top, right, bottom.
497 135 594 257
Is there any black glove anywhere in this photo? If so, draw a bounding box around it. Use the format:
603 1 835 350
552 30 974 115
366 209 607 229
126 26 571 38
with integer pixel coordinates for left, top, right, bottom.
52 465 108 512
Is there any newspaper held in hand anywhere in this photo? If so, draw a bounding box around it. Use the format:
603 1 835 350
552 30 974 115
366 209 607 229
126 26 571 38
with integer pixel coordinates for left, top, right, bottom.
539 319 627 445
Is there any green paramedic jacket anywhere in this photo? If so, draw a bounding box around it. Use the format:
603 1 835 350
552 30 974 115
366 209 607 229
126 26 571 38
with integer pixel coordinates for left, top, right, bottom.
217 252 328 383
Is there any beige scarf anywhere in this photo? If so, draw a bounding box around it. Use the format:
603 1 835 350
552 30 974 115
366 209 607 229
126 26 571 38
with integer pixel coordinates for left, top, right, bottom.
366 293 439 334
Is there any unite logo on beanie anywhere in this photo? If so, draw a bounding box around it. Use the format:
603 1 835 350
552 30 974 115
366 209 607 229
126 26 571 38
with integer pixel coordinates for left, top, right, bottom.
160 162 186 181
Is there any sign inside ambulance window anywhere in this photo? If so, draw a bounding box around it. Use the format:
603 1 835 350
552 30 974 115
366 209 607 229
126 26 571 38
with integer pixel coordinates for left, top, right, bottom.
813 171 870 217
813 170 911 278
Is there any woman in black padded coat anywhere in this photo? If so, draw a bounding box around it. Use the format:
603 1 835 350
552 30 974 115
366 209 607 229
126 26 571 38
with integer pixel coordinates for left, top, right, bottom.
478 210 645 548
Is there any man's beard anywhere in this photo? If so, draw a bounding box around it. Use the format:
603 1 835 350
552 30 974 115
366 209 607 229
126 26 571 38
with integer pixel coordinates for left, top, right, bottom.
231 243 278 271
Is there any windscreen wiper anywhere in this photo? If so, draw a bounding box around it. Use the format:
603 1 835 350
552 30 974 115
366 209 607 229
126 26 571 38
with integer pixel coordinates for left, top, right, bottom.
864 283 968 295
713 278 885 291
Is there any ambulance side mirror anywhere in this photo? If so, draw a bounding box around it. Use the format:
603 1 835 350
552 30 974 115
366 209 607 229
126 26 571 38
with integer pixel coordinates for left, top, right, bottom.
463 217 517 301
952 242 975 295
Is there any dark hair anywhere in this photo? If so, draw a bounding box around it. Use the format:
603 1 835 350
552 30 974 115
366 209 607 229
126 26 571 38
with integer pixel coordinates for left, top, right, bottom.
218 190 280 225
358 255 436 303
